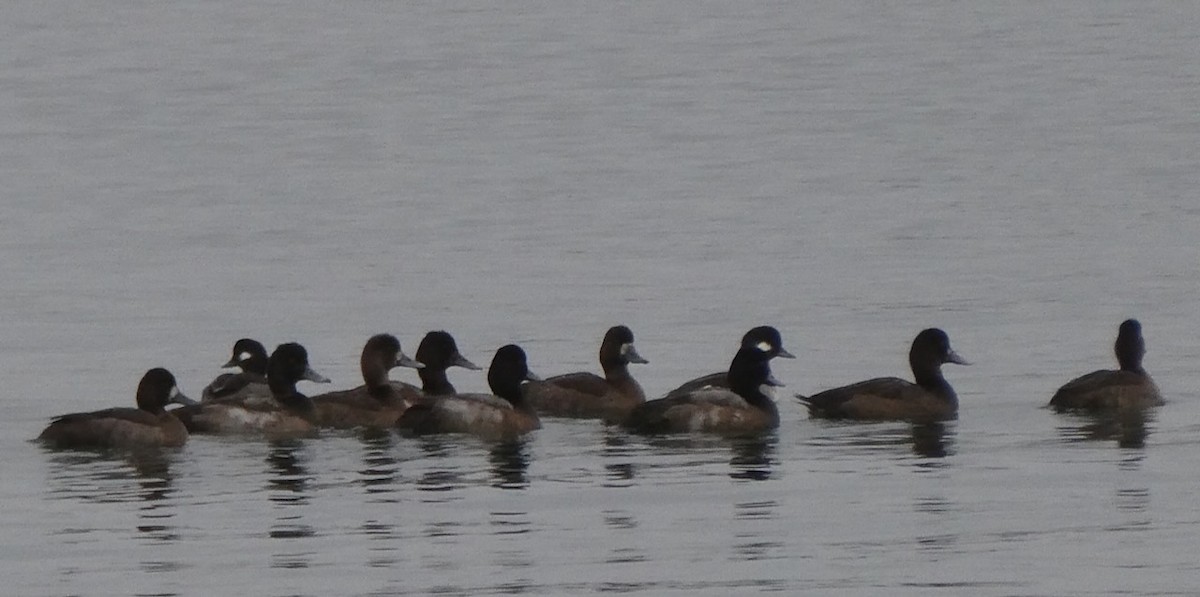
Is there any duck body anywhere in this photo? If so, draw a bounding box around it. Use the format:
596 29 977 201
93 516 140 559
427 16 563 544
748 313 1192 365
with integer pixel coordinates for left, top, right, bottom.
39 368 196 450
799 328 968 422
176 343 329 439
1049 319 1162 413
310 334 424 429
524 325 648 420
622 347 781 436
397 344 540 441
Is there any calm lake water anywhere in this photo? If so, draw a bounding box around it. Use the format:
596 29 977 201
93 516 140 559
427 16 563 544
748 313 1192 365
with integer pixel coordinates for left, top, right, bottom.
3 2 1200 595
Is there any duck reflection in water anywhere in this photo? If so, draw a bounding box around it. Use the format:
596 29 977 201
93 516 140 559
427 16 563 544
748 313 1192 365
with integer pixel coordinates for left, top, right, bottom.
488 440 530 489
809 421 955 459
1055 408 1153 449
266 441 312 501
729 434 777 481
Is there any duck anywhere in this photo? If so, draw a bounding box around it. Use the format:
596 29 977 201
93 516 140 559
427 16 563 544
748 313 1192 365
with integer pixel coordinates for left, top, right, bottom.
201 338 270 403
1048 319 1162 413
663 325 795 398
38 368 197 449
621 346 782 436
798 328 968 422
413 331 481 396
396 344 541 440
523 325 648 419
175 343 330 438
309 334 424 429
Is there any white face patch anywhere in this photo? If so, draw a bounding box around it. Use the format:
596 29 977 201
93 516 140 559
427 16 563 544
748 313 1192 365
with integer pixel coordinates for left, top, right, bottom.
237 351 253 363
620 343 633 356
755 341 773 353
169 386 182 399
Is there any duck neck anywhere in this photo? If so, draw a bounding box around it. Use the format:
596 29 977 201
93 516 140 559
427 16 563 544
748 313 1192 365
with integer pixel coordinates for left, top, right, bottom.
419 367 456 396
362 360 394 400
913 364 956 403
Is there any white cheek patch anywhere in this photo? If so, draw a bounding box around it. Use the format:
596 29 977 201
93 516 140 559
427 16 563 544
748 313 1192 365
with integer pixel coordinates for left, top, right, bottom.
755 341 772 353
170 386 182 399
620 343 633 356
238 351 253 362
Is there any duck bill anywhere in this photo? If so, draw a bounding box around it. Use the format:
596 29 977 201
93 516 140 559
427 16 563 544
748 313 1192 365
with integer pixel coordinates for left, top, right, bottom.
396 353 424 370
776 347 796 359
170 387 199 406
452 353 482 371
524 370 543 382
946 350 970 366
302 366 332 383
623 343 649 364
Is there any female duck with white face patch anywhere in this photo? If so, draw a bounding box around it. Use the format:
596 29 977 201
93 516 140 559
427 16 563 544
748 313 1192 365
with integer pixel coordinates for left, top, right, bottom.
522 325 649 420
175 343 331 440
621 346 783 436
663 325 795 399
201 338 271 403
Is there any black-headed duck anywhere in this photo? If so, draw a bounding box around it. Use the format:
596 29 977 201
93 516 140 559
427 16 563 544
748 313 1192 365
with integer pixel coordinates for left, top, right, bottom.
310 334 424 429
176 343 330 439
664 325 795 398
1049 319 1162 413
523 325 648 419
798 328 968 422
201 338 270 403
39 368 196 449
397 344 541 441
414 331 480 396
621 346 782 436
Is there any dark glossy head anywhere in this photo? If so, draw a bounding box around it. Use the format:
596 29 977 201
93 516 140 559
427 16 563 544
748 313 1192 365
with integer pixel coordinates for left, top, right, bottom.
600 325 648 368
1115 318 1146 372
268 343 330 392
363 333 423 372
222 338 269 374
136 368 196 413
726 347 784 400
487 344 541 401
416 331 481 371
741 325 795 359
909 328 969 374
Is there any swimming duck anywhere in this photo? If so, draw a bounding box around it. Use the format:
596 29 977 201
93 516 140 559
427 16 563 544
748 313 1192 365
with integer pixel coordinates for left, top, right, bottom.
176 343 330 438
201 338 270 402
1048 319 1162 413
523 325 648 419
664 325 795 398
413 331 480 396
310 334 424 429
798 328 968 422
39 368 196 449
621 346 781 436
396 344 541 441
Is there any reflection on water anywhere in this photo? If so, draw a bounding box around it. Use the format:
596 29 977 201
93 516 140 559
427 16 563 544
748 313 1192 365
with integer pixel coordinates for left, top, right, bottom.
728 435 776 481
266 441 315 572
358 429 400 498
1054 409 1155 449
488 440 531 489
807 421 955 460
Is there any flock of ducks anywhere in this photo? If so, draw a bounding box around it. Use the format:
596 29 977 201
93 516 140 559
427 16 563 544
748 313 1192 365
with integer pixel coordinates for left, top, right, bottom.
37 319 1163 450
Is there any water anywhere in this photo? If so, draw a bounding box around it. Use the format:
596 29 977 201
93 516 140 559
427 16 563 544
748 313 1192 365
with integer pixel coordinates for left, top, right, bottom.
3 2 1199 595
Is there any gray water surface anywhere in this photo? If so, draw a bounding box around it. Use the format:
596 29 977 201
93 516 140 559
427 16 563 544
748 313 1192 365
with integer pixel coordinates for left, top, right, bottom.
3 2 1200 595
